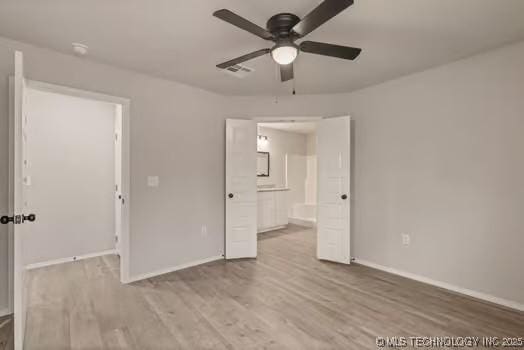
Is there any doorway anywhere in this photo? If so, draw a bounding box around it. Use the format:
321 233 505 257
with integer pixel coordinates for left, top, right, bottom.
22 87 121 267
225 116 351 264
258 122 318 228
7 51 130 350
256 121 318 252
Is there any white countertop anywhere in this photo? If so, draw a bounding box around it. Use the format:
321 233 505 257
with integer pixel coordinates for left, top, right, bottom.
257 187 290 192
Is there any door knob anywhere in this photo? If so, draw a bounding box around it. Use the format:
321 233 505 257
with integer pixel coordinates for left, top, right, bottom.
228 193 234 199
1 215 22 224
341 194 348 200
0 215 14 225
22 214 36 223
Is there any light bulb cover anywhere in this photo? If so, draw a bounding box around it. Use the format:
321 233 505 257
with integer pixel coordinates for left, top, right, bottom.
271 43 298 65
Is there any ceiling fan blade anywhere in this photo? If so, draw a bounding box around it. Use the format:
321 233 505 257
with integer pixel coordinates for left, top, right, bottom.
213 9 273 40
280 63 294 82
292 0 353 38
216 48 270 69
300 41 361 60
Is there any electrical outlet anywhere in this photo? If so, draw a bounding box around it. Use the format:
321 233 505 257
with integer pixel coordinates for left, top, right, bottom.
402 233 410 246
201 225 208 237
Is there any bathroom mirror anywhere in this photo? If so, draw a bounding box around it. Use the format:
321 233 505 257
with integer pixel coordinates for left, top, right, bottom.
257 152 270 177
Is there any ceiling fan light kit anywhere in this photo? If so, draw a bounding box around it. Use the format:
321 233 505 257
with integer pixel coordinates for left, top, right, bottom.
213 0 361 84
271 42 298 65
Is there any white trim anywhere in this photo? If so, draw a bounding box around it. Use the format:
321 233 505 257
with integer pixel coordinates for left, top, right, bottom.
252 116 323 122
288 217 316 228
354 258 524 312
7 77 14 315
25 250 117 270
124 255 223 284
257 225 287 234
23 79 131 284
0 308 11 318
25 80 130 105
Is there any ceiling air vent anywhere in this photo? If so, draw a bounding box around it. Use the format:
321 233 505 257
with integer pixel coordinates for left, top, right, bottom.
222 64 254 79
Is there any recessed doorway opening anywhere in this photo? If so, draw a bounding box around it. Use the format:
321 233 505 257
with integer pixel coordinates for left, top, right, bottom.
225 116 351 265
8 57 131 349
256 121 318 250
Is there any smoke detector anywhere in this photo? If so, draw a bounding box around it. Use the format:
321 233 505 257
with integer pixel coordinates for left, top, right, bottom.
72 43 88 56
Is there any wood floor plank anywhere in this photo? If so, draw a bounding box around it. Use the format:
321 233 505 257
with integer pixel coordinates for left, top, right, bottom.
100 327 136 350
22 225 524 349
0 315 13 350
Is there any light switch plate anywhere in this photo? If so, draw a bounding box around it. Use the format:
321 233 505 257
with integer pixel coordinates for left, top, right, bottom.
147 176 159 187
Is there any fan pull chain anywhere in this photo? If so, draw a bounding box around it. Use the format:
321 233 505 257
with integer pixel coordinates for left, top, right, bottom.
292 58 297 95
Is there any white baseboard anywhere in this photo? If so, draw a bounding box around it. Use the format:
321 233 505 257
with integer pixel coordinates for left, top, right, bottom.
124 255 223 284
354 258 524 312
288 217 316 228
258 225 287 234
25 249 117 270
0 308 11 318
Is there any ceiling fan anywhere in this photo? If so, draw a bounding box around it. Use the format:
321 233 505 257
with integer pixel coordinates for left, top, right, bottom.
213 0 362 83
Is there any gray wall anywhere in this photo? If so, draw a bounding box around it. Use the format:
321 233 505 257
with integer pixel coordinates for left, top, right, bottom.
25 88 116 265
228 41 524 305
1 36 523 312
0 36 228 311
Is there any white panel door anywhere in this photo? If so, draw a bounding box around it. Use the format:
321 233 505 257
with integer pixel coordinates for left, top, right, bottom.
11 51 31 350
317 116 351 264
225 119 257 259
114 105 122 255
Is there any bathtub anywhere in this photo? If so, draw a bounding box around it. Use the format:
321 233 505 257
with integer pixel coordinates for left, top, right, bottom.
290 203 317 227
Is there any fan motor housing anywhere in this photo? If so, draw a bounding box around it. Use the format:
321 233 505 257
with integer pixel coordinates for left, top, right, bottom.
266 13 300 39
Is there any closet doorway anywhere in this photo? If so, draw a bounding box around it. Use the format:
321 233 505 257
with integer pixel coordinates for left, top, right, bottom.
7 51 131 350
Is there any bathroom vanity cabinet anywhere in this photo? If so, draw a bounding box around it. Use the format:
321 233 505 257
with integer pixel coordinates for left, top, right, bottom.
257 188 289 233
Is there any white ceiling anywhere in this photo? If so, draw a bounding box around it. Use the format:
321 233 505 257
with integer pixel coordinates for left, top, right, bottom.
259 122 317 134
1 1 524 96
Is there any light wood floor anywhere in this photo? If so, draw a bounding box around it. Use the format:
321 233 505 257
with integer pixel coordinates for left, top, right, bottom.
0 314 13 350
22 225 524 349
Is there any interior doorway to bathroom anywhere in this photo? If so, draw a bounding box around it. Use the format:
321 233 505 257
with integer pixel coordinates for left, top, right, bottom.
225 116 350 264
255 120 319 260
256 121 318 232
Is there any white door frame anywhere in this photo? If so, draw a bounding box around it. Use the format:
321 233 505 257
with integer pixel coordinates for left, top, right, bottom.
252 116 324 123
7 79 132 301
225 115 351 258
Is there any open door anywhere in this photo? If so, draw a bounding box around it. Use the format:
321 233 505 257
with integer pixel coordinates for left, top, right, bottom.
317 116 351 264
10 51 34 350
114 105 122 255
225 119 257 259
